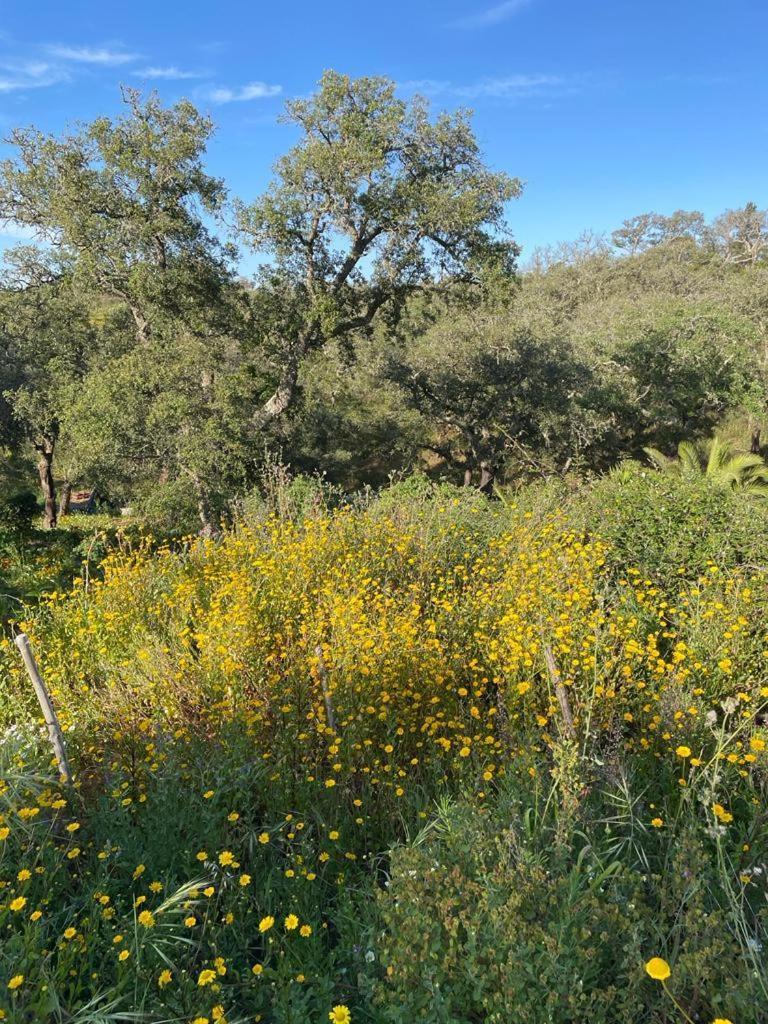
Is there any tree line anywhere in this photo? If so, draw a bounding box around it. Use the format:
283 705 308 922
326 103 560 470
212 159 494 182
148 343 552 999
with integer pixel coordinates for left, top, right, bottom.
1 70 767 530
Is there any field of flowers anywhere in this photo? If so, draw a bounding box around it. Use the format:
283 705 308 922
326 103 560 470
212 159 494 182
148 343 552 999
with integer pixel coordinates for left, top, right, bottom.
0 481 766 1023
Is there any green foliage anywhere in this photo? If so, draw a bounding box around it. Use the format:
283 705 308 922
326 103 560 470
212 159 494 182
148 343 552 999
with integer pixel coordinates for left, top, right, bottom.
0 512 160 625
0 88 245 532
0 74 531 517
0 524 97 624
133 478 204 537
235 69 521 434
374 793 762 1024
0 481 767 1020
576 466 768 581
0 490 38 536
385 304 597 481
239 462 342 523
1 77 767 513
644 435 768 494
0 87 229 329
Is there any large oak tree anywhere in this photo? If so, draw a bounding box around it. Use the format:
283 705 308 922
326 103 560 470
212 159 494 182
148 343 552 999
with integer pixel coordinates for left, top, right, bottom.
0 90 241 528
236 70 521 434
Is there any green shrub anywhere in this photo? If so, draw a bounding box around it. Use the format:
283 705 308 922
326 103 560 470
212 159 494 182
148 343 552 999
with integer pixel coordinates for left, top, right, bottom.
134 478 203 536
373 795 763 1024
241 473 335 523
575 467 768 581
0 489 38 535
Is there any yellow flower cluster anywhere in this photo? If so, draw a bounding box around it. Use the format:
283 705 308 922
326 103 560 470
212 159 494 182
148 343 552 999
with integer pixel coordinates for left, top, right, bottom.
0 502 765 1017
1 508 765 809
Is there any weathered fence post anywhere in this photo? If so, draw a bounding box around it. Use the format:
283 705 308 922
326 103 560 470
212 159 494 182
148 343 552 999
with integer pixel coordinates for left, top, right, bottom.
543 643 577 742
315 644 338 734
14 632 73 785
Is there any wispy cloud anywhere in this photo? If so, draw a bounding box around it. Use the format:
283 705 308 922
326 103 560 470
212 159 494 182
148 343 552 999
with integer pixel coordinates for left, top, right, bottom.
456 73 565 98
133 65 205 80
0 60 68 92
47 45 139 66
402 73 572 101
451 0 532 29
202 81 282 104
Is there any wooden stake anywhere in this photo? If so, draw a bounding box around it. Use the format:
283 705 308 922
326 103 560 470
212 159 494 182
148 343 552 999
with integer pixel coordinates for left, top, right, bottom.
315 644 338 733
14 633 72 785
543 643 577 742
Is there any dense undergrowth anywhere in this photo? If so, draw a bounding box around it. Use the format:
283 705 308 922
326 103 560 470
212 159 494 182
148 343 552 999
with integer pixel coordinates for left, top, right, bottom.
0 476 766 1023
0 514 149 628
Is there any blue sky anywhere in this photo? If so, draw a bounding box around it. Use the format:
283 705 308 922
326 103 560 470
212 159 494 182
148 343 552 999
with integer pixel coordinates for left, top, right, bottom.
0 0 766 266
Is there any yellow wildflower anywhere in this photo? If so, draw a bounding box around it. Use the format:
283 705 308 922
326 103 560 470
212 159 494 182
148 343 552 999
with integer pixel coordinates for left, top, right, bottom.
645 957 671 981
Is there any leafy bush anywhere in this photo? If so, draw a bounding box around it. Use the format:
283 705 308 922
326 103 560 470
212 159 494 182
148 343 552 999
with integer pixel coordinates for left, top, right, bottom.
239 470 339 523
375 793 763 1024
576 466 768 581
0 490 38 536
133 478 204 536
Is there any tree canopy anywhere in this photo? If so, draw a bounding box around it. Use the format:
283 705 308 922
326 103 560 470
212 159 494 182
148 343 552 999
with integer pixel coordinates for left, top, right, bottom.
0 73 767 530
235 70 520 430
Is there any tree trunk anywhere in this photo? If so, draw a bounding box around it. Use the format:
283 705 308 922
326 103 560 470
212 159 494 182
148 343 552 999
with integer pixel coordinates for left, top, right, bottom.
129 305 151 345
189 471 220 539
36 439 57 530
751 427 762 454
478 461 496 495
58 480 72 518
251 335 309 431
253 365 299 431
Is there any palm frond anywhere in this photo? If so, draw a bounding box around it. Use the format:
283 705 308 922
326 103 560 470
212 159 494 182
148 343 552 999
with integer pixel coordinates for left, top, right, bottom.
705 435 730 475
643 435 768 496
643 447 675 472
677 440 703 476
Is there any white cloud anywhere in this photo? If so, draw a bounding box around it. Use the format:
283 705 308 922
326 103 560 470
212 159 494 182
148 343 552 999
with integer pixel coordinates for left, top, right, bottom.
452 0 532 29
401 73 570 101
48 45 139 65
398 78 451 97
203 81 282 104
455 74 565 98
0 60 67 92
133 65 205 80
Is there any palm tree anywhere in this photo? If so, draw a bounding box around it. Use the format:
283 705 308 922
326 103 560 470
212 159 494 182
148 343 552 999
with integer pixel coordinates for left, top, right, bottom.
644 436 768 496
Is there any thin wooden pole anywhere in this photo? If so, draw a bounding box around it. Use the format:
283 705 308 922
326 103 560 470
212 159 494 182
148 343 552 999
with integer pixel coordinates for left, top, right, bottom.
14 632 73 785
315 644 338 733
543 643 577 742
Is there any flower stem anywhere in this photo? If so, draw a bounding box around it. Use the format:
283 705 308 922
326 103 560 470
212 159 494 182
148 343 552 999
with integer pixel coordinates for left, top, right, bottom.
661 980 696 1024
